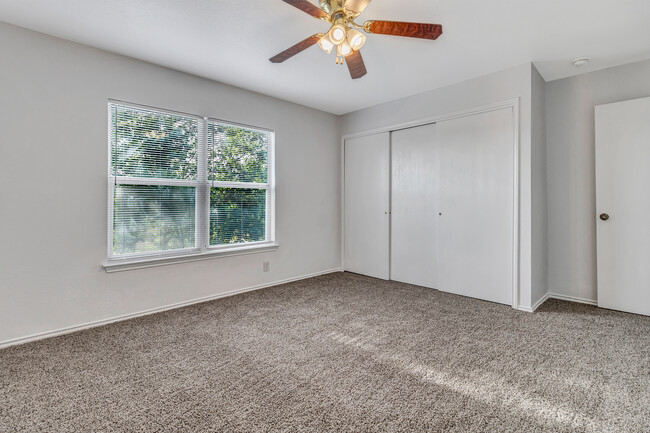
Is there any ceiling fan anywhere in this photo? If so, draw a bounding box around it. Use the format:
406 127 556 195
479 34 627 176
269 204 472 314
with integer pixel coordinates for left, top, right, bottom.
270 0 443 79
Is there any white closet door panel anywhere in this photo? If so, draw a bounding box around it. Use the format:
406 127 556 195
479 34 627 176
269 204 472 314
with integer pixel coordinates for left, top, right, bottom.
391 123 439 288
436 108 514 305
596 97 650 316
344 133 390 279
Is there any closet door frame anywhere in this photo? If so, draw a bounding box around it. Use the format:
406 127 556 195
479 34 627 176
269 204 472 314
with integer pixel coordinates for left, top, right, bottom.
341 98 520 308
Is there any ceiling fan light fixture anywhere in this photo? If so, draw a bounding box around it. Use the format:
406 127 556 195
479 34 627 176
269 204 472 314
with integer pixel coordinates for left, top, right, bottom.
328 24 347 45
318 35 335 54
347 28 366 50
271 0 443 80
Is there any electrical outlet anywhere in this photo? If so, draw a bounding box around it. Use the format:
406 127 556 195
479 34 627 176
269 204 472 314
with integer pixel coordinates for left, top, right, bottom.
263 261 270 272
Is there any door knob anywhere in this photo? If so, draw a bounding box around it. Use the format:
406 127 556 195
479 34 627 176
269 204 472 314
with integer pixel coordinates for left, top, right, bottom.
600 213 610 221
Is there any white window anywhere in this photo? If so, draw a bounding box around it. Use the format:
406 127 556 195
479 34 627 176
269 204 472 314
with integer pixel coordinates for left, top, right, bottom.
106 101 275 270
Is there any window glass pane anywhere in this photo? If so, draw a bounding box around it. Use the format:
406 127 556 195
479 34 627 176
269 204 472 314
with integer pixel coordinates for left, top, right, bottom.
111 105 198 180
209 123 268 183
210 188 266 245
113 185 196 255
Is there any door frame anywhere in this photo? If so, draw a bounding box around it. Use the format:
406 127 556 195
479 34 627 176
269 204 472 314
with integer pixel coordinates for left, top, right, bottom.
341 98 520 309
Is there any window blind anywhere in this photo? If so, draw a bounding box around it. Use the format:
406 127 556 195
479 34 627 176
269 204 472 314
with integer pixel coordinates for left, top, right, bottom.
109 103 201 257
110 104 198 180
208 123 268 183
207 122 270 246
113 185 196 255
108 101 274 260
210 188 267 245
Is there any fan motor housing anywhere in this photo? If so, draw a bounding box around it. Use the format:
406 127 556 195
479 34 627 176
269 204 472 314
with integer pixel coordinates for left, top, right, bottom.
320 0 360 18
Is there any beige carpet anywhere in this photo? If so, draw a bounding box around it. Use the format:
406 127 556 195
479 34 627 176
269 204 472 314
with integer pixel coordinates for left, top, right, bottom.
1 272 649 432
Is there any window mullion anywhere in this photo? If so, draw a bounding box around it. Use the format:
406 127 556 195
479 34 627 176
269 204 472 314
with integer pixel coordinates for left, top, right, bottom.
197 118 209 250
204 118 211 249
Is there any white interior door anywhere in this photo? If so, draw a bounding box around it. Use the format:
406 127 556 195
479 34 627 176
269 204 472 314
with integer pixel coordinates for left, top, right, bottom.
344 133 390 279
596 97 650 316
391 123 439 288
435 108 514 305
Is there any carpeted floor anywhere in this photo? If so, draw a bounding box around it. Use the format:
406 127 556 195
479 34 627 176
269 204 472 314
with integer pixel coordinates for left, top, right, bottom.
1 272 649 432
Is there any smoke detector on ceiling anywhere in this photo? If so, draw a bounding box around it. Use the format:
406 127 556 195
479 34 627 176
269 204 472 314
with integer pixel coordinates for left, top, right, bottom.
571 57 591 67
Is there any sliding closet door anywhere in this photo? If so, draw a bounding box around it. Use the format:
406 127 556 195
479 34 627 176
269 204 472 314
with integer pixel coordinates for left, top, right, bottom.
435 108 514 305
391 123 439 288
344 133 390 279
390 108 514 305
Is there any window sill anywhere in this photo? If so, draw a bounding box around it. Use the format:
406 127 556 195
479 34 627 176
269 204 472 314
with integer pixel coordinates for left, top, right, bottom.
103 242 279 273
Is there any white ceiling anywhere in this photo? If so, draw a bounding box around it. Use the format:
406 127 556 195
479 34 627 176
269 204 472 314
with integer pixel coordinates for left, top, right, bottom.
1 0 649 115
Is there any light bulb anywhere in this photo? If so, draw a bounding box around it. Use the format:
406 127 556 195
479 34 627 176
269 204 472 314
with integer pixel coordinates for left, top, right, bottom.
337 41 353 58
328 24 347 45
318 35 334 54
347 28 366 51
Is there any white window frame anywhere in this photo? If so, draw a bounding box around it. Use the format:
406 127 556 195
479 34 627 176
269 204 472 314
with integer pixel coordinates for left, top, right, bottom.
104 100 277 272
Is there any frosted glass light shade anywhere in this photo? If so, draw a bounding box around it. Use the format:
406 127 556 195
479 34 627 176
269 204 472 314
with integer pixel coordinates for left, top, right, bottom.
337 40 353 57
328 24 347 45
347 28 366 50
318 35 334 54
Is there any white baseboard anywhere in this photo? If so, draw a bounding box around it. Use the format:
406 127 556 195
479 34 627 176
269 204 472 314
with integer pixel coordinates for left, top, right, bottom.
518 293 551 313
548 292 598 306
0 268 343 350
518 291 598 313
531 293 551 312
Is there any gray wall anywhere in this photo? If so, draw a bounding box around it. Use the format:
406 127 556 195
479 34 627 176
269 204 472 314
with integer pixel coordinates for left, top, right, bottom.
3 17 647 345
0 22 342 345
531 64 548 307
342 63 536 309
546 59 650 302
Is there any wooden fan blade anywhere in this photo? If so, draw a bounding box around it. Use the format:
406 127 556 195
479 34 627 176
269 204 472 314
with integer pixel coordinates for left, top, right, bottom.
345 50 367 79
364 20 443 40
270 34 321 63
281 0 328 19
